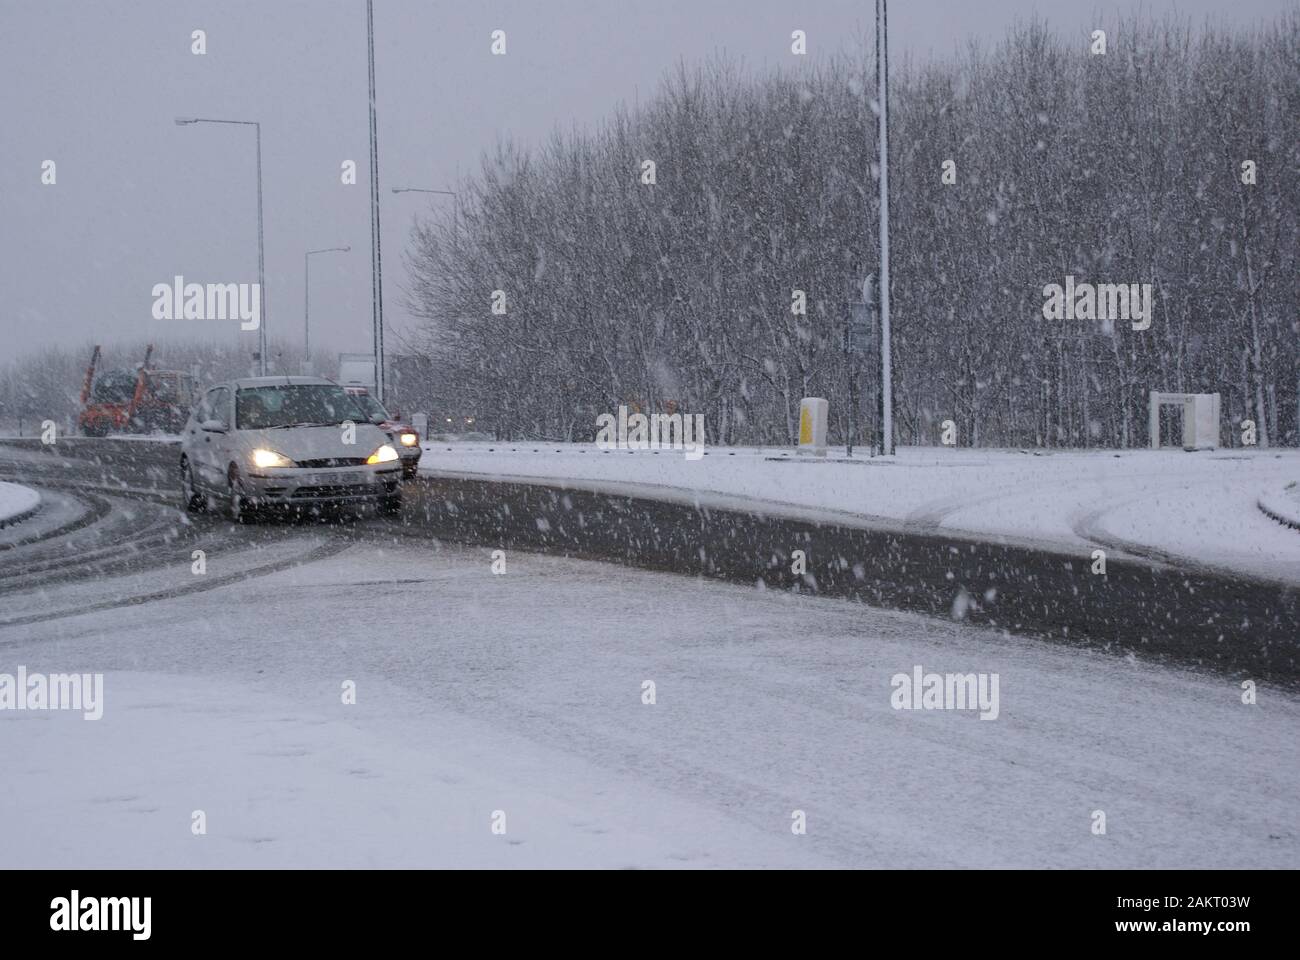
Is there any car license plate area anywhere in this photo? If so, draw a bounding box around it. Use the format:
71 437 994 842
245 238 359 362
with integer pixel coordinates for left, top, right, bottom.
302 470 369 486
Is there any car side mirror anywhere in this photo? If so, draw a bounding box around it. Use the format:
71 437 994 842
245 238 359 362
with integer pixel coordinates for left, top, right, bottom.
369 415 387 425
201 419 226 433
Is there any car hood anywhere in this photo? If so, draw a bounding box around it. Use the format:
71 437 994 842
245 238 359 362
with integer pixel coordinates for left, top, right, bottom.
231 423 393 462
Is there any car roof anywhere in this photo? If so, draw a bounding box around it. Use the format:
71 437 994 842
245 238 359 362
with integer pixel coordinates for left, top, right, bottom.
227 376 338 389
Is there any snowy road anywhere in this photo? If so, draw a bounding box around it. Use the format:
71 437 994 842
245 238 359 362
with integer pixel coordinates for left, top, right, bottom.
3 535 1298 868
1 440 1297 868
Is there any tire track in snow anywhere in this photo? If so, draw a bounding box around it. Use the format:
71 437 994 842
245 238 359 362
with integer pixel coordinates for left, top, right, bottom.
0 538 351 631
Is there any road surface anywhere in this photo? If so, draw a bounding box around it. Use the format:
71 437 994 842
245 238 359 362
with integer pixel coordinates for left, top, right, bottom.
1 439 1296 868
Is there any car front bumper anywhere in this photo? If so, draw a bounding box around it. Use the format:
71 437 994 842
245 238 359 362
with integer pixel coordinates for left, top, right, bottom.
244 464 402 504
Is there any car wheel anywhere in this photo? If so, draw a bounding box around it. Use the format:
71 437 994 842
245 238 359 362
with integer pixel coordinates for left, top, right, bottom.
180 457 205 513
379 491 403 516
226 464 252 522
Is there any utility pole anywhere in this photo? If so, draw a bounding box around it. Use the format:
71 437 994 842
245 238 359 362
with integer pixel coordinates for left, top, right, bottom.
174 116 266 375
254 123 265 375
366 0 386 402
876 0 894 455
304 246 350 367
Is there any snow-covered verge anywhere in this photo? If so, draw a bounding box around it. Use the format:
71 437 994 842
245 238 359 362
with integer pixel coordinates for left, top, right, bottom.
418 442 1300 584
1259 481 1300 531
101 433 182 443
0 433 180 444
0 480 40 527
3 540 1297 868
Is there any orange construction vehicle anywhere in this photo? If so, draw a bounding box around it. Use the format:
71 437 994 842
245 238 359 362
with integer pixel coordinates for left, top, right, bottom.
78 345 196 437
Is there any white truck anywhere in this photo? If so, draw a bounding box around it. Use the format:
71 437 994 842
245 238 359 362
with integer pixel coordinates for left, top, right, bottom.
337 353 376 390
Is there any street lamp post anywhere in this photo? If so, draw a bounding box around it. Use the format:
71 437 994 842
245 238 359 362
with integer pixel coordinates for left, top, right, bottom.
390 187 456 198
390 186 462 247
366 0 386 402
304 246 350 364
391 187 459 231
175 116 267 375
875 0 894 456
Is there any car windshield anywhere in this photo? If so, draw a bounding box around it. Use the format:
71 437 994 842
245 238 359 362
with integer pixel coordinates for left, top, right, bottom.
349 393 388 420
235 384 364 430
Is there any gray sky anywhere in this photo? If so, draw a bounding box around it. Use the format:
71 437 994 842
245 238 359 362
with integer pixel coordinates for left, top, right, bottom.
0 0 1289 364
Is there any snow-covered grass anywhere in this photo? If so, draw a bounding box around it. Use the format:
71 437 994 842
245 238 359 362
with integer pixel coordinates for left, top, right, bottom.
0 480 40 526
3 539 1297 868
0 432 179 443
418 442 1300 583
1258 481 1300 530
100 432 181 443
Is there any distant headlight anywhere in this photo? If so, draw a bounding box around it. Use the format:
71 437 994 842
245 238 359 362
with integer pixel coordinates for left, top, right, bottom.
398 432 418 447
251 448 294 468
367 444 399 464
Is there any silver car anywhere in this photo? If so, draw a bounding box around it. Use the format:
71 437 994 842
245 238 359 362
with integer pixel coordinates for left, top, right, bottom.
179 377 403 520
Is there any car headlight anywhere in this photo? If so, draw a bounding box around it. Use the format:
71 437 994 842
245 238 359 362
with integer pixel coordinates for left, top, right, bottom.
398 432 418 447
367 444 399 464
250 448 294 468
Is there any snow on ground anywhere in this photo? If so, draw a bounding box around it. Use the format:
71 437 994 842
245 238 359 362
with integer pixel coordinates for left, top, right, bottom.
0 532 336 625
419 442 1300 583
0 432 180 443
6 671 818 869
0 489 82 550
3 538 1297 868
0 480 40 526
1259 481 1300 530
101 433 181 443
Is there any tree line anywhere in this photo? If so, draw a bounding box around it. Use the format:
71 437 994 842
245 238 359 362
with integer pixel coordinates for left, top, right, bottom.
403 13 1298 448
